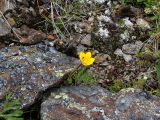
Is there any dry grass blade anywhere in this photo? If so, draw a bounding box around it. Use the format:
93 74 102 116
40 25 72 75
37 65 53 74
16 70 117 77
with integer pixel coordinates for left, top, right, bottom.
52 0 71 38
0 10 22 41
50 2 65 39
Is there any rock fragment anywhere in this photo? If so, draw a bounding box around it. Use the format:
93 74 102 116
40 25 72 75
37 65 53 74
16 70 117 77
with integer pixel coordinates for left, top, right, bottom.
122 41 143 55
80 34 92 46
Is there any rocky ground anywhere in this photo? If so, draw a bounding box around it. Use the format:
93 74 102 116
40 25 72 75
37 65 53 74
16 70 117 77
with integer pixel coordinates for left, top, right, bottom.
0 0 160 120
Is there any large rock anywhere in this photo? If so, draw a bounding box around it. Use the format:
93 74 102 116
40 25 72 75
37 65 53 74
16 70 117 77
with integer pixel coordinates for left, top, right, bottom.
0 43 79 108
41 86 160 120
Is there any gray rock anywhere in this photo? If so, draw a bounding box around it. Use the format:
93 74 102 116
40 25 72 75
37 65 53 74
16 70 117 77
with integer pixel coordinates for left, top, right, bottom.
76 44 87 55
123 54 133 62
0 43 79 108
136 18 151 30
114 48 133 62
80 34 92 46
114 48 123 56
122 41 143 55
41 86 160 120
95 53 111 64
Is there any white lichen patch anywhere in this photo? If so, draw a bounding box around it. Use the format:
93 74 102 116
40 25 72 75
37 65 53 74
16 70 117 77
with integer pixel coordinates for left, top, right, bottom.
91 107 111 120
54 93 69 99
80 0 106 4
123 17 134 30
69 102 91 118
97 27 110 38
107 0 111 7
94 0 106 4
105 8 111 15
97 14 112 23
55 70 64 77
120 30 130 42
120 88 136 94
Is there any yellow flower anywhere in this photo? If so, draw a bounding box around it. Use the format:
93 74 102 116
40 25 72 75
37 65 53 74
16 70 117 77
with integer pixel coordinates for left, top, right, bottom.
79 52 95 66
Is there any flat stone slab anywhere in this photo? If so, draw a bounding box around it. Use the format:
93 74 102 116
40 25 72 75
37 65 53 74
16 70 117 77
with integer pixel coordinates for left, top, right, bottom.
41 86 160 120
0 43 79 108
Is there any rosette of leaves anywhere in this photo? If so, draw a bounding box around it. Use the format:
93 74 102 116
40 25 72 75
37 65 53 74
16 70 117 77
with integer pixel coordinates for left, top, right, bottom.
67 68 97 85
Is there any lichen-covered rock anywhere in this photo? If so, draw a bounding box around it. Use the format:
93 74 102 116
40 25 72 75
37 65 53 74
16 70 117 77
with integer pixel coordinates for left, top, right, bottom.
115 88 160 120
41 86 160 120
0 43 79 108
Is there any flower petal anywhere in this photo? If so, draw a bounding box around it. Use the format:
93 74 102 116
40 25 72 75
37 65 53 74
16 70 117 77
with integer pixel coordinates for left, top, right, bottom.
85 52 91 58
87 58 95 66
82 61 89 66
82 57 95 66
79 52 85 61
90 58 95 63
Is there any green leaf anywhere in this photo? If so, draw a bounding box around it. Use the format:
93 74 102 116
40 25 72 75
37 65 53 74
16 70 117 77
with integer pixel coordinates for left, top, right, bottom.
2 100 21 113
0 96 23 120
74 68 97 85
4 116 23 120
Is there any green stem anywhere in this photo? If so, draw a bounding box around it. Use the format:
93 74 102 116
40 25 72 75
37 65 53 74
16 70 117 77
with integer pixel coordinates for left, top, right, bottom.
67 63 82 84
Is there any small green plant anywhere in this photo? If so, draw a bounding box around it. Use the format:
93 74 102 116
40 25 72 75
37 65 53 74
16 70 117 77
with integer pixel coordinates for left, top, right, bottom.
133 79 145 89
67 51 96 85
155 89 160 97
0 94 23 120
106 79 146 93
67 68 97 85
121 0 157 6
107 80 124 93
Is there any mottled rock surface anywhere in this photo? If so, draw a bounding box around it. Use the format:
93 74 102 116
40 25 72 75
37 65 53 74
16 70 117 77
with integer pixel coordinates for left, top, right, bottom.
41 86 160 120
0 43 79 108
